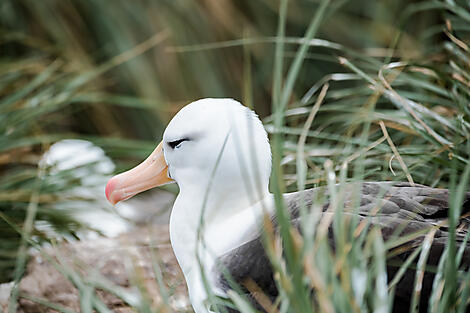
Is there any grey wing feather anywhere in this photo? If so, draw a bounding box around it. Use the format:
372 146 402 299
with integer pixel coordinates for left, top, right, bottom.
213 182 470 313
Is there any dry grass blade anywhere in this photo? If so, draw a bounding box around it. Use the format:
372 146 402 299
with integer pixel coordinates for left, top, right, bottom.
379 120 414 185
410 228 438 313
304 253 335 313
343 136 386 166
378 64 451 147
244 279 279 313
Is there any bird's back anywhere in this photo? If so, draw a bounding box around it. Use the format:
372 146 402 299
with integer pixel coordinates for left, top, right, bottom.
213 182 470 313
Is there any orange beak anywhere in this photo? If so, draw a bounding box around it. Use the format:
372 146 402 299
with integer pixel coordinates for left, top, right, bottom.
105 141 173 205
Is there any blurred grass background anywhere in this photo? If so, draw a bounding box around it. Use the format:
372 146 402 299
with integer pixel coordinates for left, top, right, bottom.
1 0 469 311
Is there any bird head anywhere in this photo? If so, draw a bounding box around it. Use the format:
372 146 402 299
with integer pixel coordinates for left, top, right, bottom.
105 98 271 205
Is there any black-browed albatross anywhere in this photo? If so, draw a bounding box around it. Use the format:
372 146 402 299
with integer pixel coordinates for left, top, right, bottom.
105 98 470 313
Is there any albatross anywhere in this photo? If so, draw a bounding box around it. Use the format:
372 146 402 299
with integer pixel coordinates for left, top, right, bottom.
105 98 470 313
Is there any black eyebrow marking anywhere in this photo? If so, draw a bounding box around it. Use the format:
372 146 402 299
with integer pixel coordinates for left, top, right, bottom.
168 138 190 149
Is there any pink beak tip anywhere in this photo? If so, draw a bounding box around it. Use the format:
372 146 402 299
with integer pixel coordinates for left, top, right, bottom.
105 178 117 204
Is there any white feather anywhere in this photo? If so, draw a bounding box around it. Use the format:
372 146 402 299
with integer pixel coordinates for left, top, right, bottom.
162 99 272 313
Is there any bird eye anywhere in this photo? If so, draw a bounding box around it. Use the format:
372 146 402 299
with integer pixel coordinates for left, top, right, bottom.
168 138 189 149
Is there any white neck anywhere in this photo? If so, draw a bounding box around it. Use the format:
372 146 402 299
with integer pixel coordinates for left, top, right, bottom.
168 182 272 313
169 182 270 264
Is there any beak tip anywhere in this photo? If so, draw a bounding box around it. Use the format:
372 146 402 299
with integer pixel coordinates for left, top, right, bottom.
105 178 118 205
105 140 170 205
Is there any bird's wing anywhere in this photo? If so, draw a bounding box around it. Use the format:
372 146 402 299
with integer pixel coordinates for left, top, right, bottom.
212 182 470 312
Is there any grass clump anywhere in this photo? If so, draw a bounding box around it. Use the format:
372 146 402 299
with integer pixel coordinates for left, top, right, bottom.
0 0 469 312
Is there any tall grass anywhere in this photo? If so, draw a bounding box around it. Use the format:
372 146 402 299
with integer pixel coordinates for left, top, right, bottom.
1 0 469 312
256 1 470 312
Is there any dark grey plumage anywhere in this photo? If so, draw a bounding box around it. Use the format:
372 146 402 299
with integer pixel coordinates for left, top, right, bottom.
213 182 470 313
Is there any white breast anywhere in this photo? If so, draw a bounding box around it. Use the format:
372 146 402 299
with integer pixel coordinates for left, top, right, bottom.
168 194 274 313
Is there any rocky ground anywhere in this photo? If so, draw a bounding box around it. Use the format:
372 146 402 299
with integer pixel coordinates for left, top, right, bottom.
0 190 193 313
1 226 192 313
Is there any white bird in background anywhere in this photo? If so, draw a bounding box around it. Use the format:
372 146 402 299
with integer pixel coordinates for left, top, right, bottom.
105 98 470 313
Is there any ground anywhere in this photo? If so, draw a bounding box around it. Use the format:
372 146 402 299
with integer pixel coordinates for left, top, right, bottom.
1 190 193 313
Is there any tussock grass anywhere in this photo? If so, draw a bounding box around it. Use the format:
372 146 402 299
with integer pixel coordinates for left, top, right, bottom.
1 0 469 312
